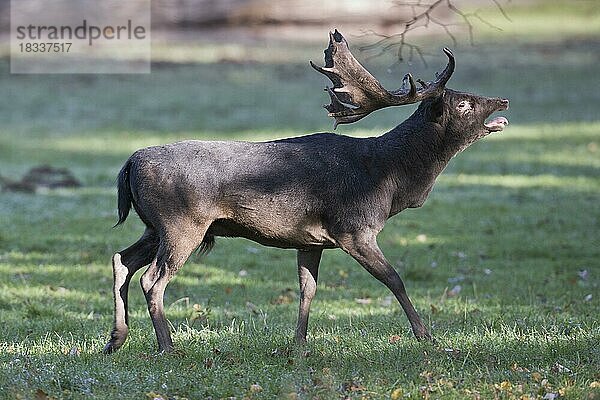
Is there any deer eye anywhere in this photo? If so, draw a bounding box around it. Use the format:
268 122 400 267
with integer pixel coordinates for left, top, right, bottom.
456 100 473 114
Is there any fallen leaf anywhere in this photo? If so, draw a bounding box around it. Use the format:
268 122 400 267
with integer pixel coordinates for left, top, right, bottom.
511 363 530 373
68 347 80 357
453 251 467 259
35 389 52 400
351 383 365 391
531 372 542 382
391 388 403 400
146 392 166 400
447 285 462 297
389 335 402 343
438 378 454 388
444 347 461 357
542 393 558 400
271 294 294 305
430 304 439 314
190 303 210 325
551 362 571 373
590 381 600 388
419 370 434 383
246 302 259 314
249 384 263 393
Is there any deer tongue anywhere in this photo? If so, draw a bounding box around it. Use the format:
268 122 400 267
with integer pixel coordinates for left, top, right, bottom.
484 116 509 132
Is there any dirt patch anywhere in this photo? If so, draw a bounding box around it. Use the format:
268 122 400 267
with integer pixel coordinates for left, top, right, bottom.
1 165 81 193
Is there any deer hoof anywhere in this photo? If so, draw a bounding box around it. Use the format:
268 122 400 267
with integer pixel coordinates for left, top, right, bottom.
102 340 120 354
414 328 434 343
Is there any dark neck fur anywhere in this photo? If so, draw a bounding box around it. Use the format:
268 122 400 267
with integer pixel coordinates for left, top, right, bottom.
374 104 455 214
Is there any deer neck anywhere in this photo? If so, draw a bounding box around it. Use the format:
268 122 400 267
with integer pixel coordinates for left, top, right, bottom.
381 113 453 173
377 116 453 215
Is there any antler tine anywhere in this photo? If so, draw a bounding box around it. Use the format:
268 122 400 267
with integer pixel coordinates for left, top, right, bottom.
389 47 455 99
311 30 455 127
439 48 455 85
417 47 455 96
401 73 417 97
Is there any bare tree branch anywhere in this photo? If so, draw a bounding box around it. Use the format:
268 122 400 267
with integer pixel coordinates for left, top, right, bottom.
358 0 511 64
492 0 513 22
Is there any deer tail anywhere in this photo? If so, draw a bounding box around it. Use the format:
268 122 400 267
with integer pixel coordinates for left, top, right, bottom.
114 158 133 227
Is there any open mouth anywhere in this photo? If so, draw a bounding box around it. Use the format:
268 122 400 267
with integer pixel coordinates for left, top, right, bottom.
484 116 509 132
484 99 509 132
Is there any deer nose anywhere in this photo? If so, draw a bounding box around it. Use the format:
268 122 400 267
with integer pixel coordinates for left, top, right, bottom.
494 98 509 111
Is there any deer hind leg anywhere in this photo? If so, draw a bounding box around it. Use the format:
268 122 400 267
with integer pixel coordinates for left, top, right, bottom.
140 223 209 353
103 229 159 354
340 231 432 341
295 248 322 344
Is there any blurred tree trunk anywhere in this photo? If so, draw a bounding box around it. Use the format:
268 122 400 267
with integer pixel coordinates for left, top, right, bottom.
152 0 406 27
0 0 423 30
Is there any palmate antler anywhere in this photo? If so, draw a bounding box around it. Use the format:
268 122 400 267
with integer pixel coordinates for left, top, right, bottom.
310 30 455 127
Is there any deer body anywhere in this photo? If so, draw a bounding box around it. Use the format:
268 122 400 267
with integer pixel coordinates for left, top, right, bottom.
118 112 446 250
104 31 508 353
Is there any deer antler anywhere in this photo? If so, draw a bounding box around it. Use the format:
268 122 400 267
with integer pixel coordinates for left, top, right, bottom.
311 30 455 127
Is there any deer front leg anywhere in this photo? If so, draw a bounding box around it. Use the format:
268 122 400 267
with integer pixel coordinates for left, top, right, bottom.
340 232 431 341
295 248 322 344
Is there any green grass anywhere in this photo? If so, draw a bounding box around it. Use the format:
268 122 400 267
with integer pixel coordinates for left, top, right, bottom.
1 2 600 399
472 0 600 41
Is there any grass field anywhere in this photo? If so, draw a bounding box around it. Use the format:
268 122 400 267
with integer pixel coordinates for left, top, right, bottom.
1 1 599 399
